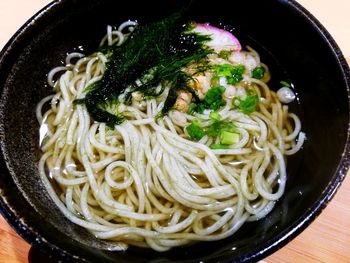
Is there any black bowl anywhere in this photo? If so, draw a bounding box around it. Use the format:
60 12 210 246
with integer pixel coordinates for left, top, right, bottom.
0 0 350 262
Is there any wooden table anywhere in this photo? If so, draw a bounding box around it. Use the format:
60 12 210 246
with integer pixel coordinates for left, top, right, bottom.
0 1 349 262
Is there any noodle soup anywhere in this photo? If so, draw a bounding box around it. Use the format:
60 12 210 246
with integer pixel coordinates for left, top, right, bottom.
37 13 304 252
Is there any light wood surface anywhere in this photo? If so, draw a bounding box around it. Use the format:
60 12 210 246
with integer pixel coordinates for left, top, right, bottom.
0 1 349 262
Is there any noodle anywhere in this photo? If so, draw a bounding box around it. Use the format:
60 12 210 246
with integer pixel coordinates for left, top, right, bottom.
37 20 304 251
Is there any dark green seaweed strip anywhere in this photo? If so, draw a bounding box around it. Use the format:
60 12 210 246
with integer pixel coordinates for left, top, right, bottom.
81 11 213 126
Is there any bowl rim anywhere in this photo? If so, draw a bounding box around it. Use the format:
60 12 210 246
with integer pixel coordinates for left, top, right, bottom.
0 0 350 262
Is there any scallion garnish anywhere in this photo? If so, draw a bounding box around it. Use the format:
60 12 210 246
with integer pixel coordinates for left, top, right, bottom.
186 122 205 141
252 66 265 79
233 94 259 114
280 80 291 87
213 64 245 85
209 111 221 121
220 131 240 145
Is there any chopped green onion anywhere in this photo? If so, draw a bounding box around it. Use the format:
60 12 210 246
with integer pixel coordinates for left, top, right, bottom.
186 122 205 141
192 119 202 126
210 144 230 149
193 86 226 113
233 94 259 114
204 86 226 109
228 65 245 84
206 122 222 137
252 66 265 79
213 64 245 85
206 121 236 137
220 131 240 145
194 103 206 114
280 80 291 87
214 64 233 77
209 111 221 121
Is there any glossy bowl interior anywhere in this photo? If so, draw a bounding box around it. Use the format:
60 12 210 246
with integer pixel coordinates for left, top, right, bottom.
0 0 350 262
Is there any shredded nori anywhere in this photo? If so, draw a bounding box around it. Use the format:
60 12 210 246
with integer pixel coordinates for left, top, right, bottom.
79 11 212 127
